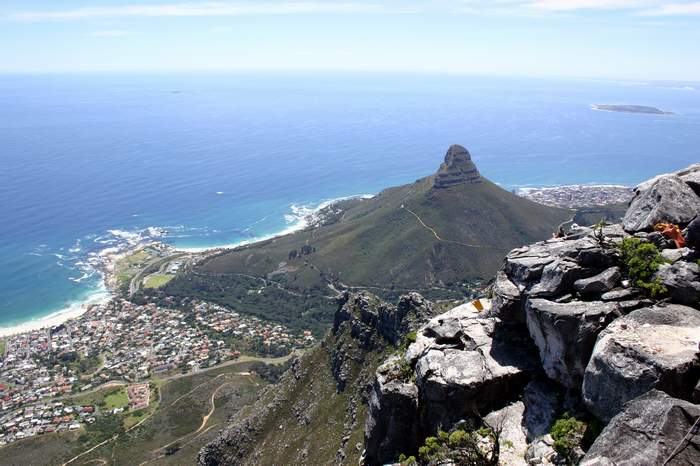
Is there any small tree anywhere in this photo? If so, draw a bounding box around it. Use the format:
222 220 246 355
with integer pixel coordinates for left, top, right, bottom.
618 237 667 297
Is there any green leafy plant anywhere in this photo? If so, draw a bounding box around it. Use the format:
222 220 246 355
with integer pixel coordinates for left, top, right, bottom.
408 424 501 466
618 237 668 297
550 413 586 460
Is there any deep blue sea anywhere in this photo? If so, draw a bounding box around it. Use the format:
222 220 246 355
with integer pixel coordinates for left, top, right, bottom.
1 73 699 328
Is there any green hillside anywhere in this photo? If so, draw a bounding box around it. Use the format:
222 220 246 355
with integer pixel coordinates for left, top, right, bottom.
165 145 571 332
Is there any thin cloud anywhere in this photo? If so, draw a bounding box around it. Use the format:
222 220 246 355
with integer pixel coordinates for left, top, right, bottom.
7 2 388 21
528 0 655 11
90 30 132 37
638 1 700 14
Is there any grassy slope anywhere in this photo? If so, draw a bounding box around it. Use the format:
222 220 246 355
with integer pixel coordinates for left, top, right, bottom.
0 362 265 466
201 334 385 466
200 176 570 288
164 175 569 334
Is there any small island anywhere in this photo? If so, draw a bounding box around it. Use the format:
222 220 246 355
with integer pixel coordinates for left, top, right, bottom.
592 104 674 115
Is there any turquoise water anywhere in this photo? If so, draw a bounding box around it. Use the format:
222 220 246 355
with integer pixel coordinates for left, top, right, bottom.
1 72 699 327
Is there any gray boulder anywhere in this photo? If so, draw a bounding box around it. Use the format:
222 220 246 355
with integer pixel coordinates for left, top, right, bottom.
655 261 700 306
686 217 700 249
677 162 700 196
574 266 621 298
526 299 622 388
530 259 591 299
661 247 692 263
489 271 525 324
580 390 700 466
412 304 537 432
600 288 639 301
583 304 700 422
363 356 420 466
623 174 700 232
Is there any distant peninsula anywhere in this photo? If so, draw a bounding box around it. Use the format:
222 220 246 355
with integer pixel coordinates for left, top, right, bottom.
592 104 674 115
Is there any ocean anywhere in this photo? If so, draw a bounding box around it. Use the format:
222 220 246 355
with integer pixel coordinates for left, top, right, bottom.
1 72 699 328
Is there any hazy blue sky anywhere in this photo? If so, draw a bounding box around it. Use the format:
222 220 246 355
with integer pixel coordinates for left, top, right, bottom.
1 0 699 80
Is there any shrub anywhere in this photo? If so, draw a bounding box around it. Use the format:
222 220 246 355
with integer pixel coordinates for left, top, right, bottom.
448 429 469 447
618 238 668 297
550 413 586 459
405 331 417 344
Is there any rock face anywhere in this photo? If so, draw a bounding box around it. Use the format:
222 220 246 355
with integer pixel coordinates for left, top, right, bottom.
526 299 622 388
581 390 700 466
573 266 621 298
686 217 700 249
363 301 538 464
677 162 700 196
622 174 700 232
333 291 436 349
655 261 700 306
432 144 481 188
363 357 420 465
583 304 700 422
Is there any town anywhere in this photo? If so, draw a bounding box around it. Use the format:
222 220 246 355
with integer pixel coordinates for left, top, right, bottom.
516 184 633 208
0 298 314 446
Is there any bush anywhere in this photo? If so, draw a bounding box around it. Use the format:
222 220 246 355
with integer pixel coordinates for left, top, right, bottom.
405 331 417 344
550 413 586 459
618 238 667 297
448 429 469 447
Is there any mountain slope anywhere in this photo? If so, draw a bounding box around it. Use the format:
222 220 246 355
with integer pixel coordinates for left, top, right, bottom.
197 292 438 466
164 146 570 332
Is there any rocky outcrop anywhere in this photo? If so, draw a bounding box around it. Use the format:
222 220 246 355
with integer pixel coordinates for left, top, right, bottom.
655 261 700 306
526 299 622 388
573 266 621 298
677 162 700 196
363 356 421 465
686 217 700 249
581 390 700 466
363 301 538 464
432 144 481 188
583 304 700 422
413 310 537 432
623 174 700 232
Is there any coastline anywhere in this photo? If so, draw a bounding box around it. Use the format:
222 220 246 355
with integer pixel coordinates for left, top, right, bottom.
0 288 110 338
0 193 374 339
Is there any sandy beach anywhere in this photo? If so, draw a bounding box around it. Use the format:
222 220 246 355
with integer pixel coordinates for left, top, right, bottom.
0 289 110 338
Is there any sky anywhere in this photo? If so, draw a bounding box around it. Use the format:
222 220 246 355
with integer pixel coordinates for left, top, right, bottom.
1 0 699 80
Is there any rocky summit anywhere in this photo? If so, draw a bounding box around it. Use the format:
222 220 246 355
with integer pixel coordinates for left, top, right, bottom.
432 144 482 188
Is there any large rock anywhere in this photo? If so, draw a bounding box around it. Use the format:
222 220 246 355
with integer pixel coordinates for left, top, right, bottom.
433 144 481 188
526 299 622 388
530 259 591 298
574 266 621 298
503 235 617 290
685 217 700 249
363 356 420 466
623 174 700 232
580 390 700 466
489 271 525 324
411 302 537 432
655 261 700 307
677 162 700 197
333 291 437 348
583 304 700 422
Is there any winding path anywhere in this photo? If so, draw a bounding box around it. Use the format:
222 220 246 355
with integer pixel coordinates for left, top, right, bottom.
400 205 509 250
